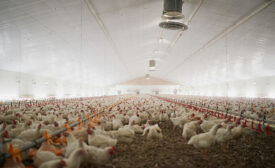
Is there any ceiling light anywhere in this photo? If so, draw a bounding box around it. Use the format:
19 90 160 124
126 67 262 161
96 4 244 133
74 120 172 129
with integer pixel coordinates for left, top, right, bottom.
159 38 163 43
146 74 150 80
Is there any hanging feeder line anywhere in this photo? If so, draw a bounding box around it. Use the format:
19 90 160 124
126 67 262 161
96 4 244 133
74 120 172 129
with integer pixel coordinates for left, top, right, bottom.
151 95 275 135
0 96 133 166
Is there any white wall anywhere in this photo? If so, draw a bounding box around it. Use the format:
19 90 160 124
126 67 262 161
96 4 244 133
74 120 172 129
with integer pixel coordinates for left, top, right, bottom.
116 85 180 95
180 76 275 98
0 70 111 100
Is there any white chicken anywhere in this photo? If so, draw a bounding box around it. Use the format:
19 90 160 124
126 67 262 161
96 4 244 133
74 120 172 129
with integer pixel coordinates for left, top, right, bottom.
87 127 117 148
39 148 87 168
107 127 135 143
64 133 83 158
34 151 62 167
150 112 160 123
101 120 113 131
71 127 89 142
182 120 202 140
170 115 189 130
7 121 32 138
139 112 149 123
123 120 143 134
188 124 222 157
112 118 123 130
17 124 42 141
129 114 141 125
84 143 115 166
159 111 169 122
39 159 66 168
200 119 224 133
215 125 234 144
142 124 163 139
63 148 87 168
231 121 253 139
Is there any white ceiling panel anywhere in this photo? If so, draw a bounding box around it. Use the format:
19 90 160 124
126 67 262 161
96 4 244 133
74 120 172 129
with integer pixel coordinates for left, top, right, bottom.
0 0 274 89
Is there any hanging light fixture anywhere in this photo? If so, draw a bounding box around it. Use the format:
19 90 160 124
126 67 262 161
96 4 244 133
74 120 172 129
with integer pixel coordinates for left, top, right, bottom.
162 0 184 19
149 59 156 71
146 74 150 80
159 0 188 31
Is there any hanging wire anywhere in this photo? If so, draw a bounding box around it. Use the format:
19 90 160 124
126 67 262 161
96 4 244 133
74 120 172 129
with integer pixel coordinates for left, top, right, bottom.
80 0 84 96
225 33 229 107
155 29 164 53
18 26 23 100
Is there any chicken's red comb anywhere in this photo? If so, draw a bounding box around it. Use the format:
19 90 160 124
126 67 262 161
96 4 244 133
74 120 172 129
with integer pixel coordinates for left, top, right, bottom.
112 146 116 151
58 160 67 168
109 146 115 155
87 127 93 135
27 121 32 126
3 130 9 138
63 132 69 137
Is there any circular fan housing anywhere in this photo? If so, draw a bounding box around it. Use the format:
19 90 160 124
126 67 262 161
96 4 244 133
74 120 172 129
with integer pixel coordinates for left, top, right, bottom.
159 21 188 31
162 12 184 20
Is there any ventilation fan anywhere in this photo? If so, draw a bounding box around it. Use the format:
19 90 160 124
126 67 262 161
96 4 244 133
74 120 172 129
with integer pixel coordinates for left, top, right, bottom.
162 0 184 19
149 59 156 68
159 0 188 31
149 59 157 71
159 21 188 31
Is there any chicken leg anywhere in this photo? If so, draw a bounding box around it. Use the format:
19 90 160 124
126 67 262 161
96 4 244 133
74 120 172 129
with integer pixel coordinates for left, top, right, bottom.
201 149 208 160
220 144 226 152
173 125 176 130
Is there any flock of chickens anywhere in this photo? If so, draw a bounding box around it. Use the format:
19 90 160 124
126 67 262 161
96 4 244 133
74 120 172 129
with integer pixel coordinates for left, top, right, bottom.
0 95 272 167
162 95 275 121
